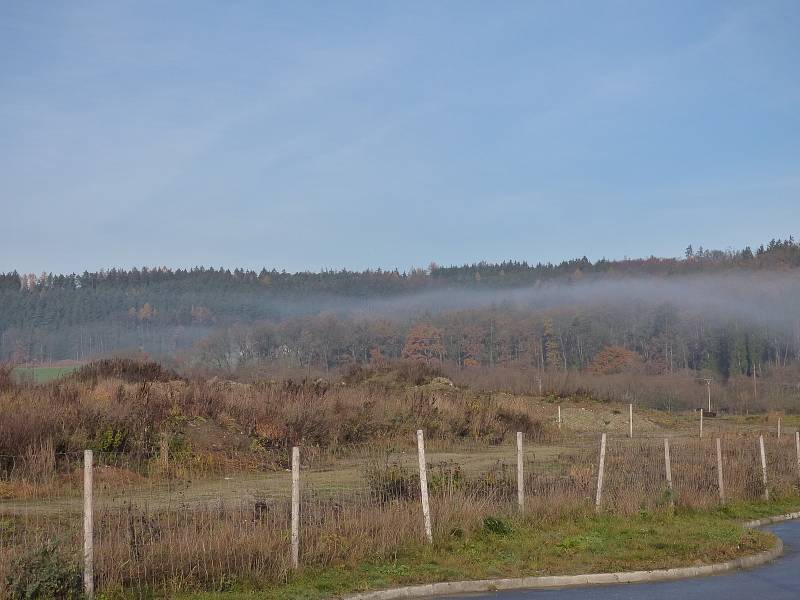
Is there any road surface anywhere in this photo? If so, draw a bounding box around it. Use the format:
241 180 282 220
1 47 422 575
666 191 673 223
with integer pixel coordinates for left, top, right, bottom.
443 520 800 599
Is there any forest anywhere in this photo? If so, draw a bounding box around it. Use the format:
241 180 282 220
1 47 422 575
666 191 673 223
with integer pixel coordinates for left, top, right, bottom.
2 238 800 389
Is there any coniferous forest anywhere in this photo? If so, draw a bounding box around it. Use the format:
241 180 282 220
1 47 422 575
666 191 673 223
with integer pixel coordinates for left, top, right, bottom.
2 238 800 392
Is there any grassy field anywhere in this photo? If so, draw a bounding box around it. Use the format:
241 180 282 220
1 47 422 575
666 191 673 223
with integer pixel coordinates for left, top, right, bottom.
12 365 80 384
176 500 798 600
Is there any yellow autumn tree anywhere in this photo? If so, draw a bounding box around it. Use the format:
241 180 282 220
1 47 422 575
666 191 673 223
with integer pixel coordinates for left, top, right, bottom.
137 302 155 321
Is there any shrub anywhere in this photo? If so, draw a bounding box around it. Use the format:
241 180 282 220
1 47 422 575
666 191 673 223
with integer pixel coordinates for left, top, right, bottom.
5 540 82 599
482 516 513 536
394 361 443 386
469 461 517 499
94 427 128 453
70 358 178 384
495 409 550 441
340 363 373 385
0 516 19 541
364 460 418 501
0 363 14 392
428 461 464 496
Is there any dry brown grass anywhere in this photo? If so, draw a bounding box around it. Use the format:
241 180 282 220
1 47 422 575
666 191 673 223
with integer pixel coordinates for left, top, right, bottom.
446 364 800 414
0 368 559 471
3 361 800 596
3 432 798 597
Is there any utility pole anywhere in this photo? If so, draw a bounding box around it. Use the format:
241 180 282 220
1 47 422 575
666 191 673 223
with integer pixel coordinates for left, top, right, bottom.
702 378 713 412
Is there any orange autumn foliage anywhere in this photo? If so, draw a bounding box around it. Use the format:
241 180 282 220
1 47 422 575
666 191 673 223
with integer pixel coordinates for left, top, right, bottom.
589 345 642 375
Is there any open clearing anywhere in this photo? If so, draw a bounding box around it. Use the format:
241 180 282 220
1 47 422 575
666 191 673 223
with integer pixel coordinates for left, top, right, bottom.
11 364 80 383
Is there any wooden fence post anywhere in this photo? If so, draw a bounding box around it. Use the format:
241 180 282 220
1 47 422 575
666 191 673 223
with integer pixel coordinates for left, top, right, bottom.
516 432 524 511
759 435 769 501
716 438 725 504
699 409 704 439
83 449 94 599
664 437 673 509
558 405 562 430
777 418 781 439
417 430 433 543
629 404 633 439
595 433 607 512
291 446 300 570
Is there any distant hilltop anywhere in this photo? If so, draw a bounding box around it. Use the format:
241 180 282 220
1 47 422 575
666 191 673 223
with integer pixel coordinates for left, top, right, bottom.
3 237 799 295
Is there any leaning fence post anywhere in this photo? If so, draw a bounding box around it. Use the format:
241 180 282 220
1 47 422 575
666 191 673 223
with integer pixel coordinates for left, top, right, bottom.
716 438 725 504
629 404 633 439
664 437 673 509
759 435 769 501
595 433 607 512
796 431 800 485
291 446 300 570
516 431 525 511
83 449 94 599
417 430 433 543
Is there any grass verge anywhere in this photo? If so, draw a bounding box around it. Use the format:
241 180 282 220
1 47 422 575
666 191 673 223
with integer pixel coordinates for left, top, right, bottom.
173 499 800 600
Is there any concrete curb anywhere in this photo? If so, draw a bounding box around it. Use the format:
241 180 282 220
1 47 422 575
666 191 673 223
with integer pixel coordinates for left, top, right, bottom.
343 512 798 600
742 510 800 529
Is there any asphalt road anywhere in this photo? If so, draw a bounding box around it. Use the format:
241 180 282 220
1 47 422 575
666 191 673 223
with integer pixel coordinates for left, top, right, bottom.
443 520 800 599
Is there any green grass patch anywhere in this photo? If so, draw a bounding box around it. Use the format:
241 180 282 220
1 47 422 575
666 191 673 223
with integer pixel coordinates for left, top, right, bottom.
12 365 79 384
713 497 800 520
173 499 799 600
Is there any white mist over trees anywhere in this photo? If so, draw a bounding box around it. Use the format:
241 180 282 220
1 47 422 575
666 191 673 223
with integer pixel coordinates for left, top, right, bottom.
1 238 799 381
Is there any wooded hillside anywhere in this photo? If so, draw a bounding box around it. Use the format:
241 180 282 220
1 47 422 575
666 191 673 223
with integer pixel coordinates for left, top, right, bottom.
2 238 799 379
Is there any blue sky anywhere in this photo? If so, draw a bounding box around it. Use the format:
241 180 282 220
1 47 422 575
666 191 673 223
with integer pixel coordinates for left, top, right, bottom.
1 1 799 275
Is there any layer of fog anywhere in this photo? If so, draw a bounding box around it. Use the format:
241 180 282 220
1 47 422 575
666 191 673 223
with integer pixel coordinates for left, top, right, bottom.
271 271 800 330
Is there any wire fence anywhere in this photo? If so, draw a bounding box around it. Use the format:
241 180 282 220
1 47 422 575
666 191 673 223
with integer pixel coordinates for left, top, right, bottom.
1 427 799 598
